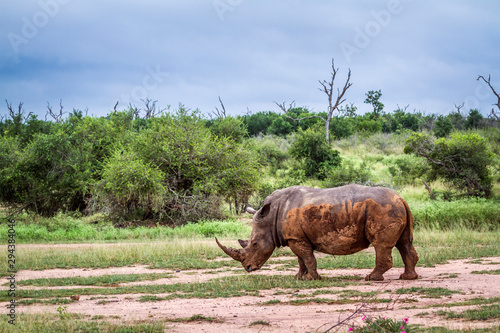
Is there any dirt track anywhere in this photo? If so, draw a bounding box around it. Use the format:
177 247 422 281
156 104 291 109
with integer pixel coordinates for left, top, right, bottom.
2 253 500 332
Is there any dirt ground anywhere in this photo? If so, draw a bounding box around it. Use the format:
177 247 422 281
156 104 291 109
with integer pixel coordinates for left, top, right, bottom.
2 249 499 332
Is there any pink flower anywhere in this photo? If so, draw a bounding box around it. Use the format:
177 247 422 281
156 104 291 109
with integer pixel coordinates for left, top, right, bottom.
404 318 409 323
401 331 407 333
401 327 404 329
382 317 385 320
348 328 353 332
362 316 366 320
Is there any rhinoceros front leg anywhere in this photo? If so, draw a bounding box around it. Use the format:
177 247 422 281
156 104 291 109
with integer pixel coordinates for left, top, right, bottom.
288 240 321 280
366 245 393 281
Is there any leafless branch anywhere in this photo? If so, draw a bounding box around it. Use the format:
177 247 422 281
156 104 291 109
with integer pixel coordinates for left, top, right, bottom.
113 101 119 112
490 109 499 121
317 58 352 142
45 100 66 123
274 100 326 123
477 74 500 112
453 102 465 115
213 96 227 119
5 100 32 124
141 98 165 119
319 59 352 119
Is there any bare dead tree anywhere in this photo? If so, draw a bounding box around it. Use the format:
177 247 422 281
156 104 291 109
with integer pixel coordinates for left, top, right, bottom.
212 96 227 119
477 74 500 121
5 100 32 124
454 102 465 115
319 59 352 143
127 103 140 118
141 98 165 119
275 58 352 143
45 100 66 123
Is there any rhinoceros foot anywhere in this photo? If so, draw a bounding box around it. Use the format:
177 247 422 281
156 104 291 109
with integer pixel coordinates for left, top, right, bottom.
400 272 419 280
296 272 321 281
364 273 384 281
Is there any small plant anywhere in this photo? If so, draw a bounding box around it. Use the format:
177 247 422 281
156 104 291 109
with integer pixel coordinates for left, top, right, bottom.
56 305 70 319
348 316 416 332
249 320 270 326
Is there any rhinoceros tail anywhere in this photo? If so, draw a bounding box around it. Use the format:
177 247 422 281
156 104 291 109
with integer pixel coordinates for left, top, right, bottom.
401 199 414 243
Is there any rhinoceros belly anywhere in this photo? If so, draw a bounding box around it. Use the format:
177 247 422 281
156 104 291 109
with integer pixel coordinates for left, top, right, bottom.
283 201 371 255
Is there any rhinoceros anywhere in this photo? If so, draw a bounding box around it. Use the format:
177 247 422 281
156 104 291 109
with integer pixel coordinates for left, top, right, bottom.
216 185 419 281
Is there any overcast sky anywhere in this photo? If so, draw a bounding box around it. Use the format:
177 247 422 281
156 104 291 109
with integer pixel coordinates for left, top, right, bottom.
1 1 499 119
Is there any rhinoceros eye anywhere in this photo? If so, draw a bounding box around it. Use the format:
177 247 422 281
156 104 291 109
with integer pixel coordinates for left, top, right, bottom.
252 242 258 246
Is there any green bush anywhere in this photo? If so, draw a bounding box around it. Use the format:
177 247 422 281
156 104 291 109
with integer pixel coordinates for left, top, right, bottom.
387 154 430 186
323 159 372 187
209 116 248 143
433 115 453 137
289 127 341 179
91 150 167 221
247 136 289 171
405 132 495 197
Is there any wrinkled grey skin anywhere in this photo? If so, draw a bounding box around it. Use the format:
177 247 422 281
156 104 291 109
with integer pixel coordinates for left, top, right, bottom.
216 185 419 281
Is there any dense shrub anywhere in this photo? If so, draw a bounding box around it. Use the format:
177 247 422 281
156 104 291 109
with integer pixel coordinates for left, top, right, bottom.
130 109 259 217
289 127 341 179
387 154 430 186
90 150 167 221
247 136 289 171
0 127 94 215
209 116 248 143
405 132 495 197
323 159 372 187
433 115 453 137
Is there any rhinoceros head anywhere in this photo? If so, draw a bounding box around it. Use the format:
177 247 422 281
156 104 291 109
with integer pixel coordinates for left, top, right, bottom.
216 203 276 272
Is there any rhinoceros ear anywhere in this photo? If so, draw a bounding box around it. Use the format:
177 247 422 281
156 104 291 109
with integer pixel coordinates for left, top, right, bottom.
258 203 271 219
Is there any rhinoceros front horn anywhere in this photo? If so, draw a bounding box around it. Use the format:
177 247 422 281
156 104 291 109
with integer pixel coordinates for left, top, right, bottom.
215 237 243 262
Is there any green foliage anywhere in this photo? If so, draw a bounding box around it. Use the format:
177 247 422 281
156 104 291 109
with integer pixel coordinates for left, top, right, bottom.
364 90 384 118
330 116 355 139
349 316 416 333
289 127 341 179
240 111 279 136
356 115 383 133
91 150 167 220
387 154 430 186
466 109 485 129
247 136 289 171
209 116 248 143
404 132 495 197
267 115 294 136
0 127 92 214
410 198 500 230
130 109 258 218
323 160 372 187
433 115 453 137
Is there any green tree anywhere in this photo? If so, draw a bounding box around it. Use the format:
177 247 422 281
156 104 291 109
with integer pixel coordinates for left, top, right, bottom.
364 90 384 119
209 116 248 143
289 126 341 179
92 150 167 220
466 109 484 129
433 115 453 137
404 132 495 197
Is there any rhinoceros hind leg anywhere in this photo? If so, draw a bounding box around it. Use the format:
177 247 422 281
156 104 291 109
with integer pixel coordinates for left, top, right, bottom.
396 241 419 280
288 240 321 280
365 246 393 281
295 257 308 279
